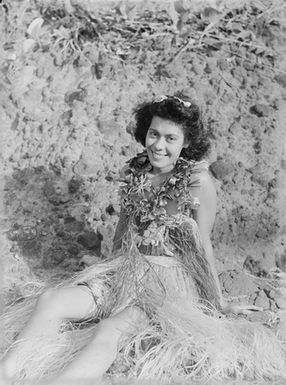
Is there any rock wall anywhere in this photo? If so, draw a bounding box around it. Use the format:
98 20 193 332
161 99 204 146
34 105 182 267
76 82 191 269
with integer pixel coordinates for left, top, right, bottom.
1 0 286 288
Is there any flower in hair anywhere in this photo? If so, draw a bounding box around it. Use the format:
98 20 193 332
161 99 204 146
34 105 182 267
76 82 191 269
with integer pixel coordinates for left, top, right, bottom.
173 96 191 108
154 95 191 108
154 95 168 103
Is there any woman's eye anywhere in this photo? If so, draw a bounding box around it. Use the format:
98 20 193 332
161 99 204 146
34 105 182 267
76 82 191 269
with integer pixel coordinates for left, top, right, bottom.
149 131 157 137
167 137 176 142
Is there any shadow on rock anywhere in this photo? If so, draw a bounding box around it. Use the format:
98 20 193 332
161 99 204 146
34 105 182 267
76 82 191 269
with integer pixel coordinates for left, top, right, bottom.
4 166 118 281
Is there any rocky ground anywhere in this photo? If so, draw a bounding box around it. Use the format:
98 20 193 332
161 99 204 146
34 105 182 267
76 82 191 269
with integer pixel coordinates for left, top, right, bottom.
1 0 286 343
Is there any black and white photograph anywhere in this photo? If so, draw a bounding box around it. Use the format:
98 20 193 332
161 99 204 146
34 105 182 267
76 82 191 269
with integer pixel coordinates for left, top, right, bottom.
1 0 286 384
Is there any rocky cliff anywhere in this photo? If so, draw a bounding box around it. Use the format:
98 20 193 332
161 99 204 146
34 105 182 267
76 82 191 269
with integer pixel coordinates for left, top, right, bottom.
1 0 286 302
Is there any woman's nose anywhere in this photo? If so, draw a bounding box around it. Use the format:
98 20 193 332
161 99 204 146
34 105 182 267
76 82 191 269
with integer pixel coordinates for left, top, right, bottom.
153 137 165 150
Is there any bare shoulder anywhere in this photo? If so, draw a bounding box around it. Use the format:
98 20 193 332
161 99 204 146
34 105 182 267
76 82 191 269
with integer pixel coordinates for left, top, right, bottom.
189 168 216 200
188 167 217 233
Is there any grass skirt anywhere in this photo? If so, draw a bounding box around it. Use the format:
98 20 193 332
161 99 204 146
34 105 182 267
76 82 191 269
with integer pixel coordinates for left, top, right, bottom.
1 252 286 383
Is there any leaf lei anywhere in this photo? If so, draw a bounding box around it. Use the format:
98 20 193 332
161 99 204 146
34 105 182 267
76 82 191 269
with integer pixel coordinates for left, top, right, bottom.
120 150 200 225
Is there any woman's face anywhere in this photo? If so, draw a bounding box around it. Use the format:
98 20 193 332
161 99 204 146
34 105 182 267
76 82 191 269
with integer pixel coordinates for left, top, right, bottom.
145 116 188 174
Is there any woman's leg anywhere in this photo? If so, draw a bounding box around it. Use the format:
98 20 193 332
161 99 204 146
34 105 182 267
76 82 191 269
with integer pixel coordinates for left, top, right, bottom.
46 306 148 385
0 285 96 381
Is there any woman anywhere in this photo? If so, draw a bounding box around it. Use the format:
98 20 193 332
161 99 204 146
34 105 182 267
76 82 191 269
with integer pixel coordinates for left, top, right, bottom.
1 94 285 384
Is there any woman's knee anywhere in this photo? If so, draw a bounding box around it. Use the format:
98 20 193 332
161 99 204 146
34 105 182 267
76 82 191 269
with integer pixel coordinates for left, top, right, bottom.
36 288 65 316
36 286 96 320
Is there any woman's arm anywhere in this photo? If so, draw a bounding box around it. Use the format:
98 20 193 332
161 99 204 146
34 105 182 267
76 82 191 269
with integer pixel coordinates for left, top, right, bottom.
190 171 262 314
112 165 131 251
112 209 129 252
189 170 225 306
112 165 130 252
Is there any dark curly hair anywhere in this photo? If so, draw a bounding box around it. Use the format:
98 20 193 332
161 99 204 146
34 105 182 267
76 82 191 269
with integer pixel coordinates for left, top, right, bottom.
133 94 210 161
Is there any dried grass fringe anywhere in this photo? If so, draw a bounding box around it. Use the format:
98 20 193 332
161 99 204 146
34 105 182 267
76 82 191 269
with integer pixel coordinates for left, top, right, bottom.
1 219 286 382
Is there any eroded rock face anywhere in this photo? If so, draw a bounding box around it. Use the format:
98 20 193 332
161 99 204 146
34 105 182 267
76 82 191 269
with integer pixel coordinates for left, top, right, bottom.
1 1 286 283
219 267 286 317
209 159 234 181
3 167 120 274
219 270 258 298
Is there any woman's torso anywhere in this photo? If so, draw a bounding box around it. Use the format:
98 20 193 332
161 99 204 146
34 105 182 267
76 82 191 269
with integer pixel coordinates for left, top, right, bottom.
121 156 209 256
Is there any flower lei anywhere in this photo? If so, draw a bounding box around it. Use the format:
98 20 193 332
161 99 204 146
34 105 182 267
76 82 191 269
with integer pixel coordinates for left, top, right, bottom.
119 151 201 250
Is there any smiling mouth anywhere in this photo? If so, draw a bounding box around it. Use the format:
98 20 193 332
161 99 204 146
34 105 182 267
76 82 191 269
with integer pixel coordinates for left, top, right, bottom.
151 151 167 160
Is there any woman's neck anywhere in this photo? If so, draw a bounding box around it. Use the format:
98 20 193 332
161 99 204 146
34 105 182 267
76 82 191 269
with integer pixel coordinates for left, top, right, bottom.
149 165 175 176
146 169 173 187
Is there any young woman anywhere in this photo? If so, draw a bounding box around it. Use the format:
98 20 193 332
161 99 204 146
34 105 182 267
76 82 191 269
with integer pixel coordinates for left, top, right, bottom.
1 94 285 384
